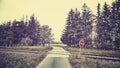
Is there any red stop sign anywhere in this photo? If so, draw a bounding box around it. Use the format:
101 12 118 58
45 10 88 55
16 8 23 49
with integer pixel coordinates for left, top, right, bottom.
79 38 85 47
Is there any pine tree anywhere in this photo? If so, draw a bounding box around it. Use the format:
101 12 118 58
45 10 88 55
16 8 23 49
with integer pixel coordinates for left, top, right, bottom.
103 2 113 49
96 2 113 49
61 9 81 47
97 3 101 17
61 4 93 48
74 8 82 47
61 9 75 47
81 3 93 48
95 3 101 48
111 0 120 49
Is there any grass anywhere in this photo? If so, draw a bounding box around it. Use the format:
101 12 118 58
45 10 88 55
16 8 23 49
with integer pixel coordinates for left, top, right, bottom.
0 45 52 68
69 54 120 68
0 52 45 68
64 46 120 68
0 45 52 51
64 46 120 58
50 44 67 47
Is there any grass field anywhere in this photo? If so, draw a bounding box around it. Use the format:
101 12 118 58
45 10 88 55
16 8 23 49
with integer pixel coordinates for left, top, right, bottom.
64 46 120 68
0 45 52 68
0 45 52 51
64 47 120 58
69 54 120 68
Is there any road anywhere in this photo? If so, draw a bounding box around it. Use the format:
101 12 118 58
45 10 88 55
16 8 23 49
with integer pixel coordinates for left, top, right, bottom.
36 47 71 68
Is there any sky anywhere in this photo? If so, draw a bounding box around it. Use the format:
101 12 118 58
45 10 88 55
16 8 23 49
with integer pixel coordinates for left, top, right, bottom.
0 0 114 42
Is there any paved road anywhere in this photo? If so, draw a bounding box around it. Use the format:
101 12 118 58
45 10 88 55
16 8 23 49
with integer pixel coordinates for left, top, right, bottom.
36 47 71 68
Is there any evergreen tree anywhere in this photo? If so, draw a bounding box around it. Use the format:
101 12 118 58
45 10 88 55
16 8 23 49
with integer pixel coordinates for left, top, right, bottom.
102 2 112 49
74 8 82 47
96 3 103 49
96 1 120 49
111 0 120 49
96 2 113 49
61 4 93 48
81 3 93 48
97 3 101 17
61 9 75 47
61 9 81 47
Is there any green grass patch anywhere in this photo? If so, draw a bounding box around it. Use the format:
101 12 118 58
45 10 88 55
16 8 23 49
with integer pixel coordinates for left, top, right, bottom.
64 47 120 57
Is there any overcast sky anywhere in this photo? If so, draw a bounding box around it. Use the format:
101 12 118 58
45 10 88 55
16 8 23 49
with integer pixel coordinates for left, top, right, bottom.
0 0 114 42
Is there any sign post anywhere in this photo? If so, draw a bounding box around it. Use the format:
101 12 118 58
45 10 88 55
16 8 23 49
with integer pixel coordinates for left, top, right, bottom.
79 38 85 57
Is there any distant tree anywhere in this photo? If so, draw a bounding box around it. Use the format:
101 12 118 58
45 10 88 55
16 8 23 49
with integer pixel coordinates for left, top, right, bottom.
0 21 13 46
28 14 41 45
40 25 54 46
61 30 70 46
5 22 13 46
0 14 54 46
20 37 33 46
12 20 27 45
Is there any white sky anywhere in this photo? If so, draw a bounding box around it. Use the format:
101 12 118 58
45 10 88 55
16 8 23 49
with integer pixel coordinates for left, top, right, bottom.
0 0 114 42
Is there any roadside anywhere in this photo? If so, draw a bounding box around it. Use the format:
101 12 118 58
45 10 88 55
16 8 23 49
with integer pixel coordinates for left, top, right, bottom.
64 46 120 68
0 46 52 68
64 46 120 58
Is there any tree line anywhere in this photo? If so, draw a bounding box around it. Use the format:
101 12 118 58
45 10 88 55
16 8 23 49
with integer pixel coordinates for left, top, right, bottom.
0 14 54 46
61 0 120 50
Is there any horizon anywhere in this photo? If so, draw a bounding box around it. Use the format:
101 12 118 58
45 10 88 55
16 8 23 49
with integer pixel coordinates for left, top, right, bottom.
0 0 114 42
